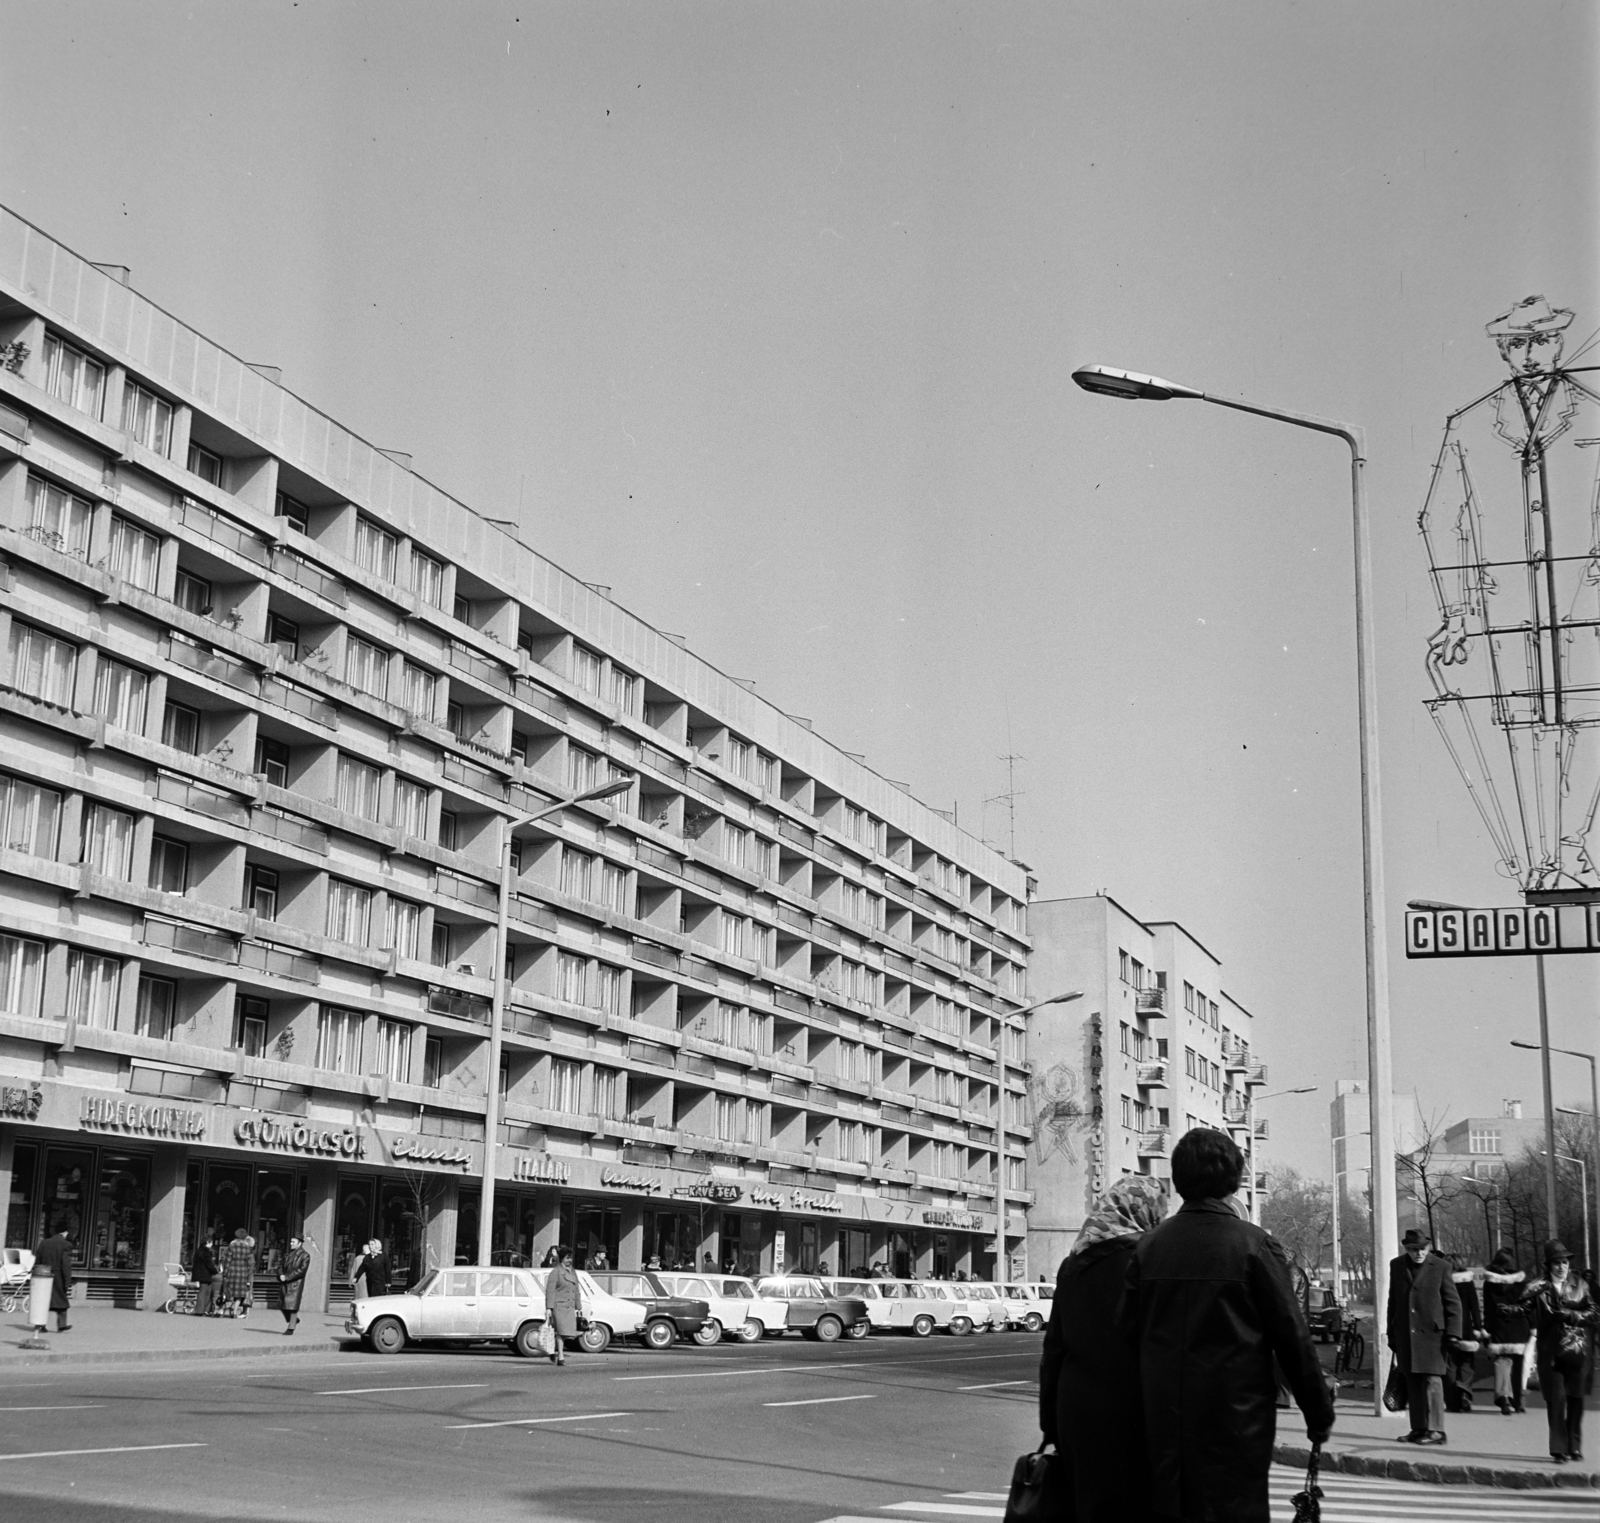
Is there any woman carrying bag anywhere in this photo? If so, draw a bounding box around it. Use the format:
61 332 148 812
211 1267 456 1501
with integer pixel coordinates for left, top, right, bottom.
544 1246 584 1368
278 1234 311 1335
1482 1247 1530 1414
1520 1240 1599 1464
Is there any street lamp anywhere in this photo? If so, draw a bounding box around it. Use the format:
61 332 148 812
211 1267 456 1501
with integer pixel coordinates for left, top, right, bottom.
1247 1086 1317 1226
995 989 1082 1284
1073 362 1398 1416
1511 1040 1598 1266
476 772 636 1266
1539 1149 1591 1272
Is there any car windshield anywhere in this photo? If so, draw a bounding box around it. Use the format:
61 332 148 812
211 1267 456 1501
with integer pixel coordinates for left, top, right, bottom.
674 1277 713 1297
924 1285 950 1300
410 1270 440 1296
1037 1286 1054 1299
1004 1286 1028 1300
972 1285 997 1299
718 1279 754 1298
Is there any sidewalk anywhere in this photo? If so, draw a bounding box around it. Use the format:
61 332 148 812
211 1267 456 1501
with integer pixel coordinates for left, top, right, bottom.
1274 1389 1600 1491
1 1303 353 1366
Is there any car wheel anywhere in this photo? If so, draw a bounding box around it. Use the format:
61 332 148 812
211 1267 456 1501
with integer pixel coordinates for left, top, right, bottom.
369 1316 406 1355
948 1316 972 1337
513 1321 543 1358
912 1314 936 1337
847 1318 871 1339
643 1318 676 1350
736 1318 764 1343
692 1318 722 1346
1024 1312 1044 1333
578 1323 612 1354
813 1314 842 1343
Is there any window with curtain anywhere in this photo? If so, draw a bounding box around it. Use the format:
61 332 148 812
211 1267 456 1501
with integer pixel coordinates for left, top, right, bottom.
325 879 372 944
354 517 397 581
410 547 445 608
148 835 187 893
92 657 149 732
556 952 586 1006
401 661 437 718
716 1095 738 1141
344 634 389 700
723 824 749 868
186 442 223 485
549 1058 582 1114
121 381 173 454
593 1065 627 1121
8 621 77 706
335 754 382 819
572 646 602 694
0 933 45 1018
315 1006 363 1073
390 775 430 838
42 333 106 417
173 569 211 615
608 667 637 712
560 847 595 901
600 861 628 914
162 701 200 753
108 516 161 591
26 476 93 559
565 744 600 793
82 802 136 880
0 774 61 858
594 962 622 1016
135 976 175 1040
374 1019 412 1082
384 896 422 960
67 949 121 1029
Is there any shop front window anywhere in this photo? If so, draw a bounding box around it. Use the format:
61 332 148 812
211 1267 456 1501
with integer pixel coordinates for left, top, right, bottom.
41 1146 95 1262
379 1180 426 1289
569 1204 620 1271
842 1228 872 1278
202 1163 253 1261
932 1233 951 1281
335 1177 375 1282
643 1210 705 1271
5 1142 38 1249
890 1230 912 1280
89 1152 151 1270
454 1189 479 1266
254 1169 301 1279
798 1221 820 1274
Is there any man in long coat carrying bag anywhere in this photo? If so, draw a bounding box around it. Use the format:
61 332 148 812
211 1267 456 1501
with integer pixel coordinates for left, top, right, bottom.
1386 1227 1462 1444
1122 1128 1333 1523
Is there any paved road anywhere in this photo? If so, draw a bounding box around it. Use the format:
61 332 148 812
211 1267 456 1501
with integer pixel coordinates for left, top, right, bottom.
0 1333 1590 1522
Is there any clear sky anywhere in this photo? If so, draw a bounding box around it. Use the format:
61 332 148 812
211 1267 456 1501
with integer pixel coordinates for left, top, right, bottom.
3 1 1596 1176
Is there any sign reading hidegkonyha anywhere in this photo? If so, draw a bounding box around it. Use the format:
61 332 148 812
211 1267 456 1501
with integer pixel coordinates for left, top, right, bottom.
1405 903 1600 958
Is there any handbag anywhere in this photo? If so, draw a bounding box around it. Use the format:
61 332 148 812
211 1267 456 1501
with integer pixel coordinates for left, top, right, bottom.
1003 1442 1069 1523
537 1319 557 1357
1290 1441 1323 1523
1381 1362 1408 1412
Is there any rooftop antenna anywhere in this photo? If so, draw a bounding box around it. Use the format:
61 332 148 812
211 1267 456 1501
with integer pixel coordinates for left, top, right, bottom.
987 752 1024 859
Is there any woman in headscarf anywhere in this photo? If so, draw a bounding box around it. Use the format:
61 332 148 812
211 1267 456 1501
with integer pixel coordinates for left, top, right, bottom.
1038 1173 1169 1522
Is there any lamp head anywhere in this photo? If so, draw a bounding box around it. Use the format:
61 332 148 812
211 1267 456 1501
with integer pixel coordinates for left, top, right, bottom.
1071 365 1202 402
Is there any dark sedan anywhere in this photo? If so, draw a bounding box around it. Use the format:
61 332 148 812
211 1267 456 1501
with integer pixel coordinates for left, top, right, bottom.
586 1270 714 1348
754 1275 871 1341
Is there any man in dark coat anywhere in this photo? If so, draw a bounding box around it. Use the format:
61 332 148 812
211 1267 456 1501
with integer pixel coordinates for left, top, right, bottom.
32 1221 74 1333
1122 1129 1333 1523
1385 1226 1462 1444
362 1239 390 1297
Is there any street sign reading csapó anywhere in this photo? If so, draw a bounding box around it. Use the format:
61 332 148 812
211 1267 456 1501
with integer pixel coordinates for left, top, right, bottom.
1404 903 1600 958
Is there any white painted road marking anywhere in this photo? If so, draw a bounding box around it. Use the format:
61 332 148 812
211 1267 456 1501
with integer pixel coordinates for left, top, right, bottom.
0 1404 105 1412
616 1362 868 1382
763 1393 877 1408
880 1506 1003 1519
957 1380 1030 1391
0 1443 207 1463
446 1410 630 1430
318 1383 488 1395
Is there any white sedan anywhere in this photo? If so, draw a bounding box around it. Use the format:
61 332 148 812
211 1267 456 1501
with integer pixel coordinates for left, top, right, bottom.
656 1272 788 1343
346 1265 644 1355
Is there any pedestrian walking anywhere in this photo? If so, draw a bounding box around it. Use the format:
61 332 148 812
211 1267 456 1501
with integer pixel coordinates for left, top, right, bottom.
1121 1128 1333 1523
191 1235 220 1317
362 1238 390 1297
1385 1226 1462 1446
1038 1173 1168 1523
544 1246 583 1368
278 1234 311 1334
1446 1256 1486 1413
32 1220 74 1333
219 1227 257 1317
1519 1239 1599 1464
1482 1247 1530 1414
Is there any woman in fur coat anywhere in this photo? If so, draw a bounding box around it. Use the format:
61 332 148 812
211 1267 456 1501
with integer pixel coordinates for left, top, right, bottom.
1482 1247 1530 1414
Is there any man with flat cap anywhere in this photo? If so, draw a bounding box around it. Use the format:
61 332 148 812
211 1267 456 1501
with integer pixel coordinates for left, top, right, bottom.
1386 1226 1462 1445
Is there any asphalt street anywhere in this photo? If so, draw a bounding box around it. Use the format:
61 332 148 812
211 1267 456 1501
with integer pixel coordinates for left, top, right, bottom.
1 1333 1593 1523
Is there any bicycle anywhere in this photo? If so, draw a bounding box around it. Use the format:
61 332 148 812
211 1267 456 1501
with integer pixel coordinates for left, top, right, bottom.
1335 1316 1366 1374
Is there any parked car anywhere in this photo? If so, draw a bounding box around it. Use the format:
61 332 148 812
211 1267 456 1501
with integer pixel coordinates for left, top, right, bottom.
586 1270 713 1348
843 1278 973 1336
916 1281 980 1335
960 1281 1015 1329
657 1272 788 1343
527 1267 647 1352
753 1275 870 1341
999 1281 1050 1332
822 1276 894 1335
1305 1285 1344 1343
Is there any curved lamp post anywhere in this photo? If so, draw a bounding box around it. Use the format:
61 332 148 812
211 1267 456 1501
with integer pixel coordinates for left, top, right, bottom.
1248 1086 1316 1226
1072 363 1399 1416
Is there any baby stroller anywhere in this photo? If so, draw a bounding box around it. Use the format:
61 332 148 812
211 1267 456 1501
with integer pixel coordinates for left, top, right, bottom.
0 1248 35 1313
162 1261 199 1315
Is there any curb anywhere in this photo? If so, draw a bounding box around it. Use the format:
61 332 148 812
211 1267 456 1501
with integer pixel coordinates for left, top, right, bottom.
1275 1441 1600 1491
0 1336 354 1368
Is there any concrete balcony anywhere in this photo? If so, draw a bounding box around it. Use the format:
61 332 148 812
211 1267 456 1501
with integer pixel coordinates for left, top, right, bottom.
1137 1129 1169 1158
1134 986 1166 1014
1135 1060 1168 1089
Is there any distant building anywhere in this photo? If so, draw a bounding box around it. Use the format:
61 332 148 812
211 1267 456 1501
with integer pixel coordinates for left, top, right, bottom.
1022 895 1268 1277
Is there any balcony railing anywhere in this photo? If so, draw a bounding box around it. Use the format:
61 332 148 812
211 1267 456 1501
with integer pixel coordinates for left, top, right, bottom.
166 637 260 695
442 752 507 800
249 806 329 856
238 940 320 984
435 869 498 913
270 548 347 606
448 641 513 693
1135 1061 1168 1088
1137 1129 1170 1157
1245 1062 1268 1087
427 986 490 1023
142 916 239 964
154 771 250 828
513 677 568 723
1135 986 1166 1014
1253 1118 1269 1141
176 498 270 565
260 675 338 729
510 896 557 933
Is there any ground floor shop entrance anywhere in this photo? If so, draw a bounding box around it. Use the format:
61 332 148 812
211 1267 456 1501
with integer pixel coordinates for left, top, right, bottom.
6 1140 153 1296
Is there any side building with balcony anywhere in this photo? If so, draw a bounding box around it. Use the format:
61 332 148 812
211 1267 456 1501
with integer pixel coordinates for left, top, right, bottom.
0 207 1034 1312
1021 894 1269 1277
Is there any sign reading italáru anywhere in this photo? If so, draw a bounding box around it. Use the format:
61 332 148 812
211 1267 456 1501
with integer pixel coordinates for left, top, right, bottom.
1404 903 1600 959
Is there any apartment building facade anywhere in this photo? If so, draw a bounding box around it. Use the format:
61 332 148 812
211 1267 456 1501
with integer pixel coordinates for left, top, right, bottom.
0 208 1034 1312
1022 895 1269 1276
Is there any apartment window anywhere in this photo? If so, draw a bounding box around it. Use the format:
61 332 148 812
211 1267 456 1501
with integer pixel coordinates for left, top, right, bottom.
723 823 750 869
374 1020 413 1083
66 949 121 1030
722 913 748 959
26 478 88 566
1120 1095 1133 1129
716 1094 739 1142
594 1065 627 1122
566 744 600 794
609 666 637 712
401 661 438 717
0 934 45 1018
255 736 290 788
173 569 212 616
344 634 390 701
437 809 458 852
1006 1156 1028 1192
230 996 268 1057
42 332 106 417
148 835 187 894
385 896 422 961
316 1007 363 1074
726 737 751 778
275 492 308 534
391 776 430 839
1469 1127 1501 1155
560 848 595 901
556 952 586 1006
335 754 382 820
600 861 629 914
408 547 445 609
1185 1047 1197 1079
595 962 623 1016
423 1036 443 1089
108 516 160 591
430 921 452 967
92 657 148 731
756 753 777 793
83 802 136 880
453 595 471 624
751 921 775 966
549 1057 582 1115
1120 1023 1132 1057
12 584 74 696
1208 999 1220 1029
354 517 397 581
843 804 863 840
187 442 223 486
572 646 602 694
135 976 175 1041
268 614 299 663
121 381 173 454
245 865 279 920
325 879 372 944
1183 982 1195 1014
0 774 61 858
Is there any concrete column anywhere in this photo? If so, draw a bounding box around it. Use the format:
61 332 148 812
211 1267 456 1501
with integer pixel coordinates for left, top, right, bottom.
618 1203 645 1271
954 1238 974 1281
423 1178 457 1279
0 1133 13 1250
139 1145 188 1311
697 1216 720 1273
529 1192 561 1265
913 1232 934 1281
303 1162 338 1313
818 1226 842 1277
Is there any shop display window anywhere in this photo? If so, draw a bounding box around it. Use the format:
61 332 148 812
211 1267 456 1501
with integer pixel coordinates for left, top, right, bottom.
378 1180 426 1288
565 1203 620 1271
40 1146 95 1262
335 1176 375 1281
201 1163 252 1253
254 1169 301 1277
5 1142 38 1248
454 1189 479 1265
89 1152 150 1270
